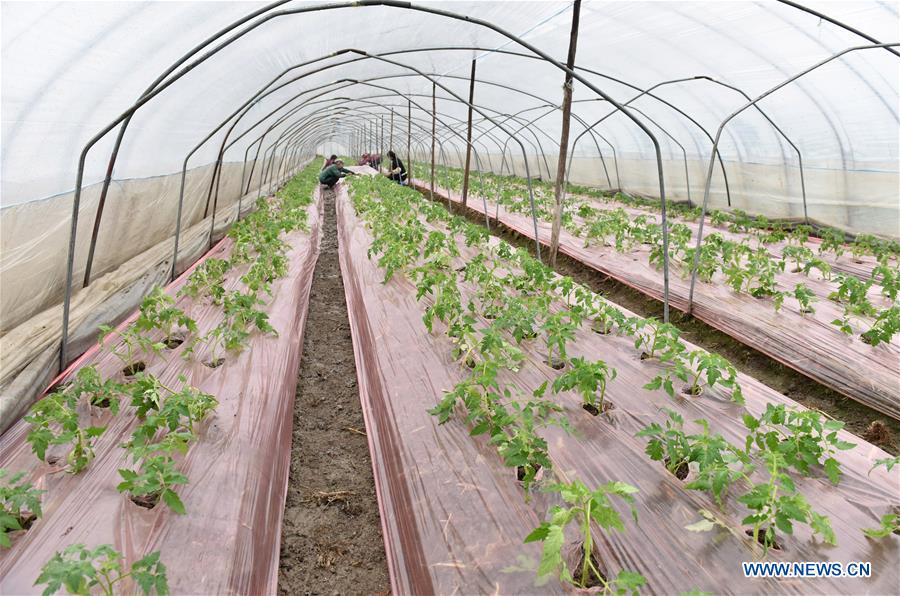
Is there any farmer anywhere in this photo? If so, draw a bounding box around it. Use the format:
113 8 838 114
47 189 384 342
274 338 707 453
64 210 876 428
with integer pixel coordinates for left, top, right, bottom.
386 150 407 184
321 154 338 170
318 159 355 188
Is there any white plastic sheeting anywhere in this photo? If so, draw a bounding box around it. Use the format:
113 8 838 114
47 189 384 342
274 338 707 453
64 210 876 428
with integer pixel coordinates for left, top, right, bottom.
1 1 898 334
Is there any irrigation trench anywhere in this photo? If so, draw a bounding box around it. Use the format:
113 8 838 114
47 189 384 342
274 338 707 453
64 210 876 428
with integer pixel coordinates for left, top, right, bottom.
278 186 390 594
278 178 897 592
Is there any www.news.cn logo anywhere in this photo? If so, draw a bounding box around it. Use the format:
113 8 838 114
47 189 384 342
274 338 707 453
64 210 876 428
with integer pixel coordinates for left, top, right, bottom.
742 561 872 578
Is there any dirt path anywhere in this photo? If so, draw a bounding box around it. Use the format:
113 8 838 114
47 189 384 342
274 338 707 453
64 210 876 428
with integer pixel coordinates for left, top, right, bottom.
279 187 390 594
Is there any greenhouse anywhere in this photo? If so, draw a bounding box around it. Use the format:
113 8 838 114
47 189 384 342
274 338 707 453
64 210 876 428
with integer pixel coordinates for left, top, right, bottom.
0 0 898 594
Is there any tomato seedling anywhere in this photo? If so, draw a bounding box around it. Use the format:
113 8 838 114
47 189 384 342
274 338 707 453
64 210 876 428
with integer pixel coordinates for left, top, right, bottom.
35 544 168 596
25 392 106 474
860 306 899 346
738 450 836 553
525 479 645 592
743 404 855 484
0 469 43 548
552 357 617 415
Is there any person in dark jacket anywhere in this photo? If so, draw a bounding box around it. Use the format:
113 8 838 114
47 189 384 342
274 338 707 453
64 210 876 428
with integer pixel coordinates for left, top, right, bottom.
318 159 354 188
387 150 407 184
321 154 338 170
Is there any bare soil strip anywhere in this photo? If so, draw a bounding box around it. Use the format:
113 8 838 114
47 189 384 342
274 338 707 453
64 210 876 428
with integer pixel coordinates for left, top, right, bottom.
279 187 390 594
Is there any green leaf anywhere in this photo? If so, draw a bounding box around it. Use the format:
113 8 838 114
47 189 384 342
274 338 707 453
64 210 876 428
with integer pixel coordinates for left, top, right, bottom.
523 523 550 543
161 489 186 515
823 458 841 485
536 525 565 579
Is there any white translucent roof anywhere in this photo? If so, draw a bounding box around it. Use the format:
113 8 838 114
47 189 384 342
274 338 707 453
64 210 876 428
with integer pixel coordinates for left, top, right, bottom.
2 0 898 215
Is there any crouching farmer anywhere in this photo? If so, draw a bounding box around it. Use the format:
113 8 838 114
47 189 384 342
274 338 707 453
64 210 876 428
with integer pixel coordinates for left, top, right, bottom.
319 159 355 188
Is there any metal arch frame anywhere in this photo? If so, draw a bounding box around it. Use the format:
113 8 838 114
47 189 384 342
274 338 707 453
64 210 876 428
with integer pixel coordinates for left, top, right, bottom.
257 92 505 190
263 105 467 198
61 0 677 366
277 95 497 220
209 81 525 244
177 93 494 270
274 113 492 230
568 76 735 207
207 62 584 214
479 101 618 190
62 0 889 365
203 52 549 259
569 103 693 206
90 0 899 235
84 41 728 321
686 42 900 314
169 66 547 272
774 0 900 58
240 94 488 190
689 75 809 221
191 77 515 264
566 73 816 218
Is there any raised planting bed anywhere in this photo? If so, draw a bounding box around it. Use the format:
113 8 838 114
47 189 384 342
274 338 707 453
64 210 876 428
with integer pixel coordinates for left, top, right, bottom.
339 173 899 594
412 174 899 421
0 165 323 594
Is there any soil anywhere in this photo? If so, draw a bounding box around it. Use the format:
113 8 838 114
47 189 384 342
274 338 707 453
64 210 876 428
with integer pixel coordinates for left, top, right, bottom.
90 396 112 409
573 549 606 589
545 356 566 370
745 527 782 551
682 384 703 397
516 464 542 482
278 187 390 595
203 357 225 369
664 458 690 481
19 513 36 532
164 337 184 349
863 421 896 451
122 361 146 377
131 492 159 509
583 400 614 416
433 194 900 455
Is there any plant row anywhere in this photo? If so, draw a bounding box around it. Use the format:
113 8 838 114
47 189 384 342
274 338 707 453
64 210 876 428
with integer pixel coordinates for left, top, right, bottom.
349 173 898 593
1 163 321 595
432 164 900 262
430 164 899 345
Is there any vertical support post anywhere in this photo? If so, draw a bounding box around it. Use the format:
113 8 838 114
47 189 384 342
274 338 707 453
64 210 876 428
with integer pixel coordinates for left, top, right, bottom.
379 115 384 172
461 59 477 208
407 99 413 182
431 81 437 203
390 109 394 152
549 0 582 268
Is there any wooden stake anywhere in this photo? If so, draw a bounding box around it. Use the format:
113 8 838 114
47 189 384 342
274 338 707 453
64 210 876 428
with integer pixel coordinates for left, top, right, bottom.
461 59 477 207
549 0 582 267
407 99 413 181
431 82 436 202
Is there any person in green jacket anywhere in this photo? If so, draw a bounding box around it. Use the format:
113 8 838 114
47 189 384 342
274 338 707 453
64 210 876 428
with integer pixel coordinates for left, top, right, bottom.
318 159 355 188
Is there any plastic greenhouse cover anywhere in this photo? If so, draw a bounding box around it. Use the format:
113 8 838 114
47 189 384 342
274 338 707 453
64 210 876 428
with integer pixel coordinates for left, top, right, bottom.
1 1 898 344
335 182 899 594
0 196 322 594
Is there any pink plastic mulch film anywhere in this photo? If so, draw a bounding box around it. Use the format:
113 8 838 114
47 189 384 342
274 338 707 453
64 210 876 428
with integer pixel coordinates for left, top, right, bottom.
336 182 899 595
0 193 322 594
413 181 899 421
